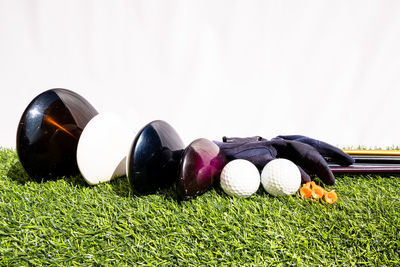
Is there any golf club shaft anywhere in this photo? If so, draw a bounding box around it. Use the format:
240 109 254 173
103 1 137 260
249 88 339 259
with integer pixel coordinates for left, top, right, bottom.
330 164 400 174
349 156 400 164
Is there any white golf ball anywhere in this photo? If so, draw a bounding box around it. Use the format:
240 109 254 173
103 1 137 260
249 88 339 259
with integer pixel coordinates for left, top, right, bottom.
261 158 301 196
220 159 260 198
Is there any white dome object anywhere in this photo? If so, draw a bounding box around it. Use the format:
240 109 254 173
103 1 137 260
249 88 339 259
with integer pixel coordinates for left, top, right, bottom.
77 112 135 185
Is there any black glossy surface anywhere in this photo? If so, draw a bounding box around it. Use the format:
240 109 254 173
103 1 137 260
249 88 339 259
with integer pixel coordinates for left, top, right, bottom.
16 88 98 181
177 138 226 199
127 120 185 194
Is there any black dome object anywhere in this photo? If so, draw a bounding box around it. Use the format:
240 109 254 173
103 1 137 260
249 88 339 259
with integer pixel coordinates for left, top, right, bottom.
16 88 98 181
127 120 185 194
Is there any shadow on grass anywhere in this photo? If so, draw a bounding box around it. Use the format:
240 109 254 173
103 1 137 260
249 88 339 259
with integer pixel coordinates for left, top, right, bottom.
61 174 88 187
6 161 31 184
158 185 180 202
6 159 174 201
212 183 226 197
6 158 89 188
108 175 180 202
108 175 132 198
4 149 213 203
4 150 180 202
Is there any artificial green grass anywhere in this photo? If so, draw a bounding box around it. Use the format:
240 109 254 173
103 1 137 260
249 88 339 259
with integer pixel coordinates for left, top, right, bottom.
1 148 399 266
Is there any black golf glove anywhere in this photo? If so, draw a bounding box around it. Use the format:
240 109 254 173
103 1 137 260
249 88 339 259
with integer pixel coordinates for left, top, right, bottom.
214 135 354 185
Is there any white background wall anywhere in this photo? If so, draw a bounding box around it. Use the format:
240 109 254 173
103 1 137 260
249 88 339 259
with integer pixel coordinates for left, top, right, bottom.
1 0 400 149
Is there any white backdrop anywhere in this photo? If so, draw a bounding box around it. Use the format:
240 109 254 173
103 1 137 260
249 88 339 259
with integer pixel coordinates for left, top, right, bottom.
1 0 400 149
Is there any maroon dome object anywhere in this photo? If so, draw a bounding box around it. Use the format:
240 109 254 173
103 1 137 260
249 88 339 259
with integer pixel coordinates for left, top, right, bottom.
16 88 98 181
177 138 226 199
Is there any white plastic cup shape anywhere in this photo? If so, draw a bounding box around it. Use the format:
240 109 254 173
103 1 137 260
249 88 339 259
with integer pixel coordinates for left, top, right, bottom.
261 159 301 196
220 159 260 198
77 112 136 185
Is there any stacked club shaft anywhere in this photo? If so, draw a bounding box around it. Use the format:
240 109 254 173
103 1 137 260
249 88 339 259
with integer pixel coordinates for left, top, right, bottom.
329 150 400 174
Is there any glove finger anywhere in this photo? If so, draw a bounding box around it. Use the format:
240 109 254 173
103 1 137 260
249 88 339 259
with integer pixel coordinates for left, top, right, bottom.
297 166 311 184
304 150 336 185
273 135 354 166
272 140 336 185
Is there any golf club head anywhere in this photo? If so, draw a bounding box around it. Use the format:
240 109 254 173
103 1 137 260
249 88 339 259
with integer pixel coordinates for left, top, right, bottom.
77 112 135 185
126 120 185 194
177 138 226 199
16 88 98 181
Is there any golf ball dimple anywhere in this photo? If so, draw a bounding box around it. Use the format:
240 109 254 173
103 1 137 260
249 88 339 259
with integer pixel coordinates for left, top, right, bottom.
220 159 260 198
261 158 301 196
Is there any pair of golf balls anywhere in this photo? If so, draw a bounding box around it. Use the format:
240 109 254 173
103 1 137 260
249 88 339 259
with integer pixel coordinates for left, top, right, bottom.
220 158 301 198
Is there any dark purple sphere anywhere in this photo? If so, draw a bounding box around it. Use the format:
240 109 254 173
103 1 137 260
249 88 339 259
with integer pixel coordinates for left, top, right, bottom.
177 138 226 199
